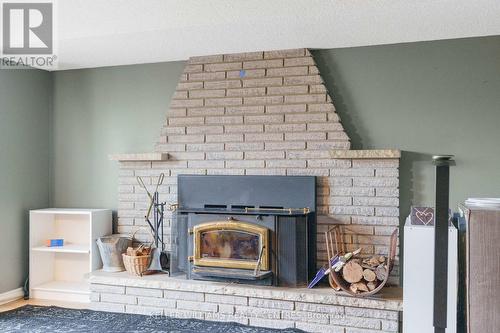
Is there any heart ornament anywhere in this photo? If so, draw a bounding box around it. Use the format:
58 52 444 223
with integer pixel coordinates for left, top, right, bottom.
411 207 435 225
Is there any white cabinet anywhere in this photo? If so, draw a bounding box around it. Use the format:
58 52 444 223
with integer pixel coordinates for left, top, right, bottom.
403 218 457 333
29 209 111 302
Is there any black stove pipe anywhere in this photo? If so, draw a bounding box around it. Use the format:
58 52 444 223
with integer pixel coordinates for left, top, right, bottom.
433 155 455 333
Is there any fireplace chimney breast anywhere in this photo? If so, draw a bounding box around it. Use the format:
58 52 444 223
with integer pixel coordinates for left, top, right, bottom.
116 48 401 285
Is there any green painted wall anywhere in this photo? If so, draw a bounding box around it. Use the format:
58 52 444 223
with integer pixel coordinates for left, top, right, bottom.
0 69 51 293
1 36 498 293
52 36 500 217
313 36 500 217
51 62 185 209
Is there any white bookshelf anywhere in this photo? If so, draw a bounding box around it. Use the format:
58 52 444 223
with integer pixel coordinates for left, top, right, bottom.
29 208 112 303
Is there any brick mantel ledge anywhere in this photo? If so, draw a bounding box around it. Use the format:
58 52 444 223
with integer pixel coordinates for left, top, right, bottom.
330 149 401 159
109 153 169 161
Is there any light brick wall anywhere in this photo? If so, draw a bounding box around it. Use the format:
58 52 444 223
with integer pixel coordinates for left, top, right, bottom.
90 283 400 332
117 48 400 284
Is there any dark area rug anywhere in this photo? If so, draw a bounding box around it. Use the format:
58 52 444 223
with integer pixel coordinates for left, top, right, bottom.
0 305 304 333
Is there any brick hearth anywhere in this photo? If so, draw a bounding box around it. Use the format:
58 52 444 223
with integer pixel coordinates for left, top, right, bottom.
90 271 402 332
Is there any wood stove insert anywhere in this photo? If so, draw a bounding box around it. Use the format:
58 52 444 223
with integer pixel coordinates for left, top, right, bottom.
175 175 316 287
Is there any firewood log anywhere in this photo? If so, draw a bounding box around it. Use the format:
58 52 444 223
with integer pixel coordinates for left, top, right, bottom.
351 258 362 265
367 281 378 291
352 282 369 292
363 269 377 282
342 261 363 283
361 264 376 270
378 255 386 263
367 256 381 267
126 247 136 256
349 284 359 294
375 264 387 281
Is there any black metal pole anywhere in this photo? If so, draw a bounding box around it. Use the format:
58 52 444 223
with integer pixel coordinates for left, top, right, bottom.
433 155 454 333
160 202 165 251
154 192 159 248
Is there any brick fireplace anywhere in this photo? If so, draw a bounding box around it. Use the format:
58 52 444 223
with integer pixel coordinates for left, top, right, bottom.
114 48 400 284
97 48 403 332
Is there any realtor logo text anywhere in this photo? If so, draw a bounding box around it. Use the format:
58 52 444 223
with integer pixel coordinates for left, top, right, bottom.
1 1 56 69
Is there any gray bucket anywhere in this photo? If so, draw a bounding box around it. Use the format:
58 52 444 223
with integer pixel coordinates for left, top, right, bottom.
97 234 132 272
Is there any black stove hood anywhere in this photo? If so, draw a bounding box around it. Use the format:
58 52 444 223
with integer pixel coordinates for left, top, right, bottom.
177 174 316 214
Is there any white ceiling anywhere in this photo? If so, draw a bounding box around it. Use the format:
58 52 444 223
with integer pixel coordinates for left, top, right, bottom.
53 0 500 71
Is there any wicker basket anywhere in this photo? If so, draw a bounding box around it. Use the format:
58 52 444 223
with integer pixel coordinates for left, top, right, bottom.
122 253 151 276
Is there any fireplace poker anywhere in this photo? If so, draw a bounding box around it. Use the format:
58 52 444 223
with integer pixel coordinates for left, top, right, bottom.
254 244 265 276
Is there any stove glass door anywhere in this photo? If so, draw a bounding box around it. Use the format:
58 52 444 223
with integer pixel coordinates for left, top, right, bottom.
193 220 269 270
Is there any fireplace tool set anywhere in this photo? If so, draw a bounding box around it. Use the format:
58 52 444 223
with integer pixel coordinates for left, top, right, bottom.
137 174 170 274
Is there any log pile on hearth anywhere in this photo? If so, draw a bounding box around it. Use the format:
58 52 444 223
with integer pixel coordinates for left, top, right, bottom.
342 255 387 293
324 225 398 297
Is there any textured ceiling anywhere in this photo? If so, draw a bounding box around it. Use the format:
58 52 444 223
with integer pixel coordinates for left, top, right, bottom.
51 0 500 70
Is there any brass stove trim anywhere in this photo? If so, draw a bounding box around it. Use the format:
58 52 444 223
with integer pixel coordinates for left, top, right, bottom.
193 220 269 271
244 207 310 215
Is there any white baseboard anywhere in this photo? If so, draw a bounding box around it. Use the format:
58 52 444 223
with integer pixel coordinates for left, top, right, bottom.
0 288 24 305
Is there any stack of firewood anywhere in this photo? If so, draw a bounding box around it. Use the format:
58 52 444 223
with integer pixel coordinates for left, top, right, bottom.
126 244 151 256
342 255 388 294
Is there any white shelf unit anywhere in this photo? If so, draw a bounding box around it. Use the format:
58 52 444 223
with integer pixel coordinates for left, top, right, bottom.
29 208 111 303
